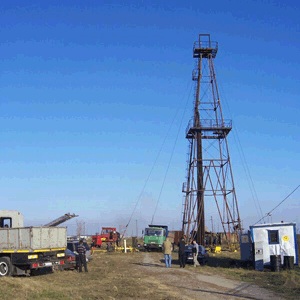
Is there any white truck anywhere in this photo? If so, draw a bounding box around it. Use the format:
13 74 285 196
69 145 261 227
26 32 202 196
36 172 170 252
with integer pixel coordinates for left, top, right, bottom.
0 210 67 276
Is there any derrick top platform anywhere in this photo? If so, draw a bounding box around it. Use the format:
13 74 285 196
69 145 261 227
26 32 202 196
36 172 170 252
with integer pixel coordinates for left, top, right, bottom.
193 34 218 58
193 41 218 58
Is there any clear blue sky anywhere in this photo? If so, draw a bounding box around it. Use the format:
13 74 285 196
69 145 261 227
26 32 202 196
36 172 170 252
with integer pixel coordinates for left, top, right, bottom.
1 0 299 235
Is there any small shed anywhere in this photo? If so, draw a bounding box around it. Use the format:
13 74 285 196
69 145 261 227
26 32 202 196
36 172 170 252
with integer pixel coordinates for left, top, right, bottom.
240 222 298 271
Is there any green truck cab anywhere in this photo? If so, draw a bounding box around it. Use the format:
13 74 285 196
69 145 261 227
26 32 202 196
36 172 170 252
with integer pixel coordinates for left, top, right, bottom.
143 225 168 251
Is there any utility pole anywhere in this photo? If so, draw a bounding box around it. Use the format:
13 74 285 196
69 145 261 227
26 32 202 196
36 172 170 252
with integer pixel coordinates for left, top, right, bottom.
182 34 241 245
211 216 214 233
136 220 138 237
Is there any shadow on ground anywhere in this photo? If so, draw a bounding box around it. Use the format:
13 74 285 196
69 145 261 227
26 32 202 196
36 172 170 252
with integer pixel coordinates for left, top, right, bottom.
206 255 254 270
30 267 54 276
132 262 165 268
173 284 260 300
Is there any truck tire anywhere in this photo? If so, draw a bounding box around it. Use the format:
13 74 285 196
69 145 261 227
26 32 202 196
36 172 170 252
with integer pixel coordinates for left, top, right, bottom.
0 257 12 277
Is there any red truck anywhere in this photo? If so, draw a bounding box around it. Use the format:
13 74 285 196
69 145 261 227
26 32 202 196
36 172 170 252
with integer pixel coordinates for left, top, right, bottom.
91 227 120 248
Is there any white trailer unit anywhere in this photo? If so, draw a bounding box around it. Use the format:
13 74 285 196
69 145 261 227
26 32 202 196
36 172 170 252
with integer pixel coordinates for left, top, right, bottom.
0 227 67 251
0 210 67 276
240 222 298 271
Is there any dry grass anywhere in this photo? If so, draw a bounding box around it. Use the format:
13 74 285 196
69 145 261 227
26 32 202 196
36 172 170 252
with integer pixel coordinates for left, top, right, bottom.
0 252 167 300
1 251 299 299
192 251 300 300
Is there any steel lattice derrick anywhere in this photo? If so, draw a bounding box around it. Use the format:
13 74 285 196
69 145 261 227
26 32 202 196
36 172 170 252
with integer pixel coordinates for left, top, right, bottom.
182 34 241 245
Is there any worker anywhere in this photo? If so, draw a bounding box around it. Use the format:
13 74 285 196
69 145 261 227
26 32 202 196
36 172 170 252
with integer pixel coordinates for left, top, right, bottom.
213 235 217 246
77 239 88 273
162 237 172 268
107 242 114 252
178 236 186 268
116 234 120 247
192 240 200 267
218 233 222 245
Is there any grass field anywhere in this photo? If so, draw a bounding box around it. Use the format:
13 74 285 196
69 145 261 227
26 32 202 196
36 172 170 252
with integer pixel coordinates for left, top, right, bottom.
198 251 300 300
0 252 168 300
0 251 299 299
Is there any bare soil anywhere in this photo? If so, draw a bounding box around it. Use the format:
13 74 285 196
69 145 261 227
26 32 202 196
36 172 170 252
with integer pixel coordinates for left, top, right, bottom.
137 252 285 300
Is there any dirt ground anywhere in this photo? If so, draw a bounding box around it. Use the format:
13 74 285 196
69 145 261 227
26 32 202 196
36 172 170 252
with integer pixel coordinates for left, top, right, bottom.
138 252 285 300
0 251 294 299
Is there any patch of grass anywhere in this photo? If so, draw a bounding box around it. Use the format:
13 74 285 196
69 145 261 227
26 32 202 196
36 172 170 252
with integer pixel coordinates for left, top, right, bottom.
28 290 71 300
196 251 300 299
0 252 168 300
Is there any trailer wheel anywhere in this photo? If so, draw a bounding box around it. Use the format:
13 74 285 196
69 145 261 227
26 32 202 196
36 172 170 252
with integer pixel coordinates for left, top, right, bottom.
0 257 12 277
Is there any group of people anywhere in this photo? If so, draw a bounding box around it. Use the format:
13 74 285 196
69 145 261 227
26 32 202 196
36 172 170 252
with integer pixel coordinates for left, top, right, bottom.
77 236 202 272
162 236 200 268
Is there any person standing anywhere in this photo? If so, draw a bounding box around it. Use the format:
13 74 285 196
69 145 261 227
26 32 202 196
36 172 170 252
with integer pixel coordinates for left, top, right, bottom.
77 239 88 273
192 240 200 267
178 236 186 268
163 237 172 268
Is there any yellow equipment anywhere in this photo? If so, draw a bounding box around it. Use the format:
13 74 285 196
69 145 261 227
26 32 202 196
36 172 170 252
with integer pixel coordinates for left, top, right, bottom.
211 246 221 253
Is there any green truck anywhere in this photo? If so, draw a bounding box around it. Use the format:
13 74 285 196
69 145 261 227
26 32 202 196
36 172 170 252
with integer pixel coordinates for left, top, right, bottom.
143 225 168 251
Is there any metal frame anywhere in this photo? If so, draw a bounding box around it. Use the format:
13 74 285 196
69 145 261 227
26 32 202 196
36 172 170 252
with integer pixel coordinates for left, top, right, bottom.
182 34 241 245
44 213 78 227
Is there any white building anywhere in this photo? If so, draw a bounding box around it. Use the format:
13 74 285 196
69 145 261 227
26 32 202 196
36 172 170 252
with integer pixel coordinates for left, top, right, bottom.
240 222 298 271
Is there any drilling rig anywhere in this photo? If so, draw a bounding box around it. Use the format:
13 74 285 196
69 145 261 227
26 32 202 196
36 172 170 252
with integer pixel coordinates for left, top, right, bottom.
182 34 241 246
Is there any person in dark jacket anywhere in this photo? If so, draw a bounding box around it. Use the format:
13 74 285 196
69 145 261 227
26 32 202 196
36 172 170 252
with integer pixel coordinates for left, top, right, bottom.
77 239 88 272
178 236 186 268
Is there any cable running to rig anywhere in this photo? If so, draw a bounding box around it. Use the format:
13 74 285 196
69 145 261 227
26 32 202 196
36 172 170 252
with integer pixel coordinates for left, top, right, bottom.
253 184 300 225
121 81 192 238
151 83 192 224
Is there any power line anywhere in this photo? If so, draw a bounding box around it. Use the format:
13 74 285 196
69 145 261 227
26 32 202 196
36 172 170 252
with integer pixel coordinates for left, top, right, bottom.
216 69 264 222
151 83 192 224
253 184 300 225
232 123 264 221
121 80 192 238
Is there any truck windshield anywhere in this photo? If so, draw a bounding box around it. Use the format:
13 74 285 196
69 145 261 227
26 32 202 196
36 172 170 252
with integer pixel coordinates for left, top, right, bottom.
145 229 164 236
